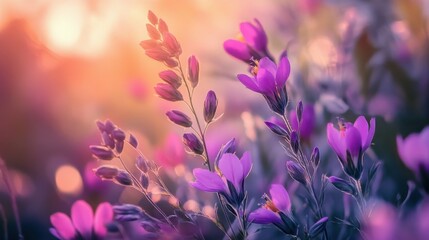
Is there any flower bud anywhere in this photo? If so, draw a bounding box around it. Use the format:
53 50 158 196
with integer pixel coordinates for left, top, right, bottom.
140 173 149 190
296 101 303 124
290 131 299 154
159 70 181 89
147 10 158 25
102 132 115 149
113 204 143 215
154 83 183 102
310 147 320 166
157 19 168 34
140 39 161 50
163 32 182 56
89 145 115 160
187 55 199 88
136 156 149 173
129 134 138 148
112 129 126 142
309 217 328 239
114 171 133 186
204 91 218 123
286 161 307 185
164 58 178 68
183 133 204 155
146 24 160 40
166 110 192 127
104 120 116 133
328 176 355 195
94 165 119 179
115 140 124 153
96 120 106 132
265 121 289 138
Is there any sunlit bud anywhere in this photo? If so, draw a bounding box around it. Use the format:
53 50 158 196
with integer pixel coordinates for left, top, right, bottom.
89 145 115 160
146 24 160 40
154 83 183 102
183 133 204 155
159 70 181 89
166 110 192 128
204 91 218 123
187 55 199 88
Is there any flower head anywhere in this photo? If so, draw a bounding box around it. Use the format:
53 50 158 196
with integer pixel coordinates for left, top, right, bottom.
50 200 113 240
248 184 296 234
224 19 269 62
397 126 429 192
190 152 252 206
237 56 290 115
326 116 375 179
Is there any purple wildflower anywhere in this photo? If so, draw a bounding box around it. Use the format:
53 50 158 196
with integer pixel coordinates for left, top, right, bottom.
190 152 252 206
50 200 113 240
327 116 376 179
224 19 270 62
237 56 290 115
248 184 297 234
397 126 429 192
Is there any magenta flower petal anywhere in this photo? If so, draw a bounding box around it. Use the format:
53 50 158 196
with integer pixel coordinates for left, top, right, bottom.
218 153 243 189
239 21 266 52
269 184 291 213
248 208 281 224
327 123 346 160
345 127 362 158
259 57 277 75
237 74 260 92
71 200 94 239
191 168 226 192
94 202 113 237
275 56 291 87
353 116 369 146
256 68 275 94
365 117 376 150
50 212 77 240
223 40 252 61
240 152 253 179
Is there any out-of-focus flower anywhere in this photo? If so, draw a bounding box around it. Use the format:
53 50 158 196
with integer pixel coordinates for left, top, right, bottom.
237 56 290 115
290 103 316 141
154 134 185 168
190 152 252 206
224 19 270 62
397 126 429 192
327 116 375 179
50 200 113 240
248 184 297 235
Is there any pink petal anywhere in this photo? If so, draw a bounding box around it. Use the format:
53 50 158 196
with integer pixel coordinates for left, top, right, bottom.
269 184 291 213
71 200 94 239
327 123 346 160
240 152 253 179
345 127 362 158
237 74 260 92
191 168 226 192
259 57 277 75
256 68 275 94
223 40 252 61
50 213 76 240
275 56 291 87
219 153 243 190
94 202 113 237
353 116 369 148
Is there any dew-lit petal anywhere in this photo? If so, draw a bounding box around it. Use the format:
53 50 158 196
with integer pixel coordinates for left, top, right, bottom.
50 213 76 240
94 202 113 237
269 184 291 212
219 153 243 189
71 200 94 239
275 56 291 86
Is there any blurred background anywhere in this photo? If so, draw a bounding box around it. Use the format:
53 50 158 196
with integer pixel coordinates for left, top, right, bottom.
0 0 428 238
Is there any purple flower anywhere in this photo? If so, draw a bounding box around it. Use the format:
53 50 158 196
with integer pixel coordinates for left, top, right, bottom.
50 200 113 240
397 126 429 192
237 56 290 115
248 184 297 234
154 83 183 102
190 152 252 205
289 103 316 140
224 19 270 62
327 116 376 179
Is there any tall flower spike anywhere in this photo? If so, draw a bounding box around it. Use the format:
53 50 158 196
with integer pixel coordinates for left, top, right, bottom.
326 116 375 179
224 19 270 62
237 56 290 115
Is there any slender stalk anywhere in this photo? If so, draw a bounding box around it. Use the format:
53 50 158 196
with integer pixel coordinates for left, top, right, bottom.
0 157 23 240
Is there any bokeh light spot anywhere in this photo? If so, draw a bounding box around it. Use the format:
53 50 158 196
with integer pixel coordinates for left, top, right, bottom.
55 164 83 195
